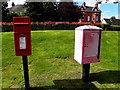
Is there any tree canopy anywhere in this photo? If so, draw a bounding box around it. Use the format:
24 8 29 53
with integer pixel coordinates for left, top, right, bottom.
24 2 81 22
2 2 9 22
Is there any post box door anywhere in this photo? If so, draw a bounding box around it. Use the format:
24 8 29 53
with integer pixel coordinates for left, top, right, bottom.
14 33 31 56
83 31 99 57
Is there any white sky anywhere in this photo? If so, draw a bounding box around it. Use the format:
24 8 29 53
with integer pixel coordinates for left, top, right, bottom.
7 0 26 8
7 0 119 8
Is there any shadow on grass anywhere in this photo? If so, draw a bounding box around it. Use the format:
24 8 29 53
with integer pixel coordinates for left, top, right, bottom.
89 70 120 84
2 70 120 90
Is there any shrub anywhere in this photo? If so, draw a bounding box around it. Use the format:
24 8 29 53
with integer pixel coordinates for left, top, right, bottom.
31 24 45 30
31 23 80 30
101 24 111 31
101 24 120 31
111 25 120 31
2 24 13 32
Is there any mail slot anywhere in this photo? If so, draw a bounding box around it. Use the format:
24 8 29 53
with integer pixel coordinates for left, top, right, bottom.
74 25 102 64
13 16 31 56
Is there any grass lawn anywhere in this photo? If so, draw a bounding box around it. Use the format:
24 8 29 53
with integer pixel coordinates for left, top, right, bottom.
2 30 120 89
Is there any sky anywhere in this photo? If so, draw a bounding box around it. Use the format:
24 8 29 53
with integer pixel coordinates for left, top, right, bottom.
7 0 119 20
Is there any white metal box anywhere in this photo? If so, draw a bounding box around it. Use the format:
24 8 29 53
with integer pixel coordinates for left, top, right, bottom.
74 25 102 64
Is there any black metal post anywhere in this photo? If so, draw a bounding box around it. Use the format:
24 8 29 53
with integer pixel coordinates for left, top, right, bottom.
82 63 90 82
22 56 30 90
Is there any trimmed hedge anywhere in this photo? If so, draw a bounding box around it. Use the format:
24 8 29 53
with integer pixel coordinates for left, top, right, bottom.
101 24 120 31
31 24 80 30
2 24 80 32
111 25 120 31
2 24 13 32
2 24 120 32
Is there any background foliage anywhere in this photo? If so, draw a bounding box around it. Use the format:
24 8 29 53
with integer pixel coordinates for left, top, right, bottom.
2 1 82 22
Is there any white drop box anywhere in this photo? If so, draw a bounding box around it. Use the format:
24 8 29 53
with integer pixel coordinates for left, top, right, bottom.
74 25 102 64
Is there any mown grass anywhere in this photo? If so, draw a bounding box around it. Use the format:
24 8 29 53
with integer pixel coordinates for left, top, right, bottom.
2 30 120 89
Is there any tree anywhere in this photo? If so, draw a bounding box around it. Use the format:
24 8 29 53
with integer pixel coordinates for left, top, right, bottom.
24 2 44 21
110 16 116 22
24 2 59 22
2 2 9 22
7 12 19 22
24 2 81 22
43 2 59 21
58 1 82 22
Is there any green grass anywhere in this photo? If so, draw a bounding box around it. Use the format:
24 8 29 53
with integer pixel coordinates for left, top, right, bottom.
2 30 120 89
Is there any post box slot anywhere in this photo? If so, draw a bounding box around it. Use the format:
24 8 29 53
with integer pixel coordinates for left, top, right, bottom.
14 23 29 26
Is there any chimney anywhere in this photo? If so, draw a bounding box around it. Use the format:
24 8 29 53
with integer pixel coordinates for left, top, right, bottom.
12 2 15 7
95 3 98 8
83 2 86 7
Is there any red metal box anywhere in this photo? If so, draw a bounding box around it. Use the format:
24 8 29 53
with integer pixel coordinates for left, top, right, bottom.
13 16 31 56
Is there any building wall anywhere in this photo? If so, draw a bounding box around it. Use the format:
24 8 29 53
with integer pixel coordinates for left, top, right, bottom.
79 12 101 26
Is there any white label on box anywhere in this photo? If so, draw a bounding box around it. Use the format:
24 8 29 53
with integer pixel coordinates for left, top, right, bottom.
19 37 26 49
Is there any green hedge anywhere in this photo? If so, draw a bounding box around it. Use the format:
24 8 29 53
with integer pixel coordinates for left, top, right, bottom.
2 24 80 32
111 25 120 31
101 24 111 30
101 24 120 31
31 24 80 30
2 24 120 32
2 25 13 32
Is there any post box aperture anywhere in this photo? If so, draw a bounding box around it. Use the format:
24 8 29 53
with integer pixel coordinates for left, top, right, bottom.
13 16 31 56
74 25 102 64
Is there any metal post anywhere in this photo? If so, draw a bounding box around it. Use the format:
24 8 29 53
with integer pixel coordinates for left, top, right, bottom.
22 56 30 90
82 63 90 82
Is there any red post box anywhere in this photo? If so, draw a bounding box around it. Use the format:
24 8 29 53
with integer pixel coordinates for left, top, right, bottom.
74 25 102 64
13 16 31 56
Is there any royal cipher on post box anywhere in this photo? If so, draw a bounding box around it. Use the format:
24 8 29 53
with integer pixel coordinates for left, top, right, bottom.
13 16 31 56
74 25 102 64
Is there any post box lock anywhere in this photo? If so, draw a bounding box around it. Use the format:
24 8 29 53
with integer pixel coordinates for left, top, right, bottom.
13 16 31 56
84 45 88 47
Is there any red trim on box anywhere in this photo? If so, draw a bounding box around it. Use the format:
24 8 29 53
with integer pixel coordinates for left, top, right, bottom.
81 30 101 64
82 56 100 64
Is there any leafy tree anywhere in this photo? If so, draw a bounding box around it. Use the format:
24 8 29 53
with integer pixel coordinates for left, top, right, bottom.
24 2 44 21
110 16 116 22
7 12 19 22
25 2 59 22
24 2 82 22
43 2 59 21
2 2 9 22
58 1 82 22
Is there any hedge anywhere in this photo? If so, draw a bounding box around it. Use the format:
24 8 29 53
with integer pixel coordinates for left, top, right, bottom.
101 24 120 31
1 24 120 32
2 24 80 32
1 24 13 32
111 25 120 31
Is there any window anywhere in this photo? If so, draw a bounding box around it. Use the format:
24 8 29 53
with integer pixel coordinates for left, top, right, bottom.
87 16 90 21
96 16 99 21
82 15 84 21
95 9 98 11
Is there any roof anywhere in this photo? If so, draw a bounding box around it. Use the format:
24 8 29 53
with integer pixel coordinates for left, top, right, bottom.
8 4 26 13
75 25 102 30
79 2 101 13
80 6 101 12
103 18 120 25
